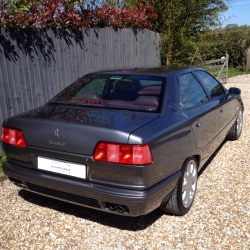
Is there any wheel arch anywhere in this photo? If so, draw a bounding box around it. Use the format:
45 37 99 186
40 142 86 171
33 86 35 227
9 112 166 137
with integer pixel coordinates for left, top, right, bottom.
181 155 201 171
193 155 201 170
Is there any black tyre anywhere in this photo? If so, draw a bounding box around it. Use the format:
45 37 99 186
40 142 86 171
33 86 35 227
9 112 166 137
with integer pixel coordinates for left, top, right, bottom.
160 157 198 216
227 106 243 140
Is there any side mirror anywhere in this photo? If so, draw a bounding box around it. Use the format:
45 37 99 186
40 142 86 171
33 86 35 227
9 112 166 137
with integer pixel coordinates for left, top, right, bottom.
229 87 241 95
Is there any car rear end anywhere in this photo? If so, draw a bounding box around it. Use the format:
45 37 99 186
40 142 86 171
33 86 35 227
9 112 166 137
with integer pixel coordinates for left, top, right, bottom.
2 72 182 216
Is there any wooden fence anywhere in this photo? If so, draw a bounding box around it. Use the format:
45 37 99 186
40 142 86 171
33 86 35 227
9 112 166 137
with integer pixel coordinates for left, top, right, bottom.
0 28 160 155
198 54 229 84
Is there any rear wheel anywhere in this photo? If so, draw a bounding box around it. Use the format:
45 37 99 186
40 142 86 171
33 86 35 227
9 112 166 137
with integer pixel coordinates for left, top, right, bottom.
160 157 198 215
227 106 243 140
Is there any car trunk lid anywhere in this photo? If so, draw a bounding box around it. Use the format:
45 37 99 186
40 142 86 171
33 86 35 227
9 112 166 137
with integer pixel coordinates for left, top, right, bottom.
4 105 159 155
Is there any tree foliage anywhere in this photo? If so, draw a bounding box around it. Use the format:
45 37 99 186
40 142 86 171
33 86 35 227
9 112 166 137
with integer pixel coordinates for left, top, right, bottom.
0 0 157 29
224 23 238 30
116 0 231 65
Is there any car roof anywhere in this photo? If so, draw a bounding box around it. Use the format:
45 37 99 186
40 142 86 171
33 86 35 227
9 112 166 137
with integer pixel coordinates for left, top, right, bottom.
90 66 205 77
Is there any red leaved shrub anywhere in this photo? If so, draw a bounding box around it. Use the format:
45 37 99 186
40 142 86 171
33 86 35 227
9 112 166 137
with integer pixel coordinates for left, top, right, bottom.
0 1 158 29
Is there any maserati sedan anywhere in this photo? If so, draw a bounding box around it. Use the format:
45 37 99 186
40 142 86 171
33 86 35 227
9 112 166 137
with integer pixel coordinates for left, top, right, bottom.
2 67 243 216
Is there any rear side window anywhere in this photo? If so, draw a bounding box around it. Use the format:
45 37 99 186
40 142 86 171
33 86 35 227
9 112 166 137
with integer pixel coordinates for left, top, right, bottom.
194 71 224 98
50 74 164 112
179 73 208 109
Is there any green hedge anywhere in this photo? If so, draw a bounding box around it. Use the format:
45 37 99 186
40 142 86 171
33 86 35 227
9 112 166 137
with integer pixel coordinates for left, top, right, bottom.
196 29 250 68
159 28 250 68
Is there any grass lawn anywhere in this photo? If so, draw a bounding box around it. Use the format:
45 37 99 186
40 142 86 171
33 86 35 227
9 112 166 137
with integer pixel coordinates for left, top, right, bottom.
0 156 7 172
228 66 249 78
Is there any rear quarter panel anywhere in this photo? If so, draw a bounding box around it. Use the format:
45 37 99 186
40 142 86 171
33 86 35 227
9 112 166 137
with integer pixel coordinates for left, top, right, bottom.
128 112 199 187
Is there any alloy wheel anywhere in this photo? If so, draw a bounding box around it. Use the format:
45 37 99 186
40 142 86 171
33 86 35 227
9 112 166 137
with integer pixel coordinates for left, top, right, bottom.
182 160 197 208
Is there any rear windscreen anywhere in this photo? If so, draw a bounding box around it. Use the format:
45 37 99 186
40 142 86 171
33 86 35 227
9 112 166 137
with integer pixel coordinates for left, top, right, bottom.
50 74 165 112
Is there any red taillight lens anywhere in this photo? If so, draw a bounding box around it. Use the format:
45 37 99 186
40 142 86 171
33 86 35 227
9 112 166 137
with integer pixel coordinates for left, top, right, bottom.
93 142 152 165
1 127 27 148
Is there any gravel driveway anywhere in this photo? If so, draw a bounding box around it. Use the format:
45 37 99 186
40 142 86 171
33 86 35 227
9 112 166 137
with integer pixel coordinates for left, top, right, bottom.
1 75 250 250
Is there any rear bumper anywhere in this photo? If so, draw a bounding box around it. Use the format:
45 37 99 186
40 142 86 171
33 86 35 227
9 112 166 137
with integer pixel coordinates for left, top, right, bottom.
3 161 180 216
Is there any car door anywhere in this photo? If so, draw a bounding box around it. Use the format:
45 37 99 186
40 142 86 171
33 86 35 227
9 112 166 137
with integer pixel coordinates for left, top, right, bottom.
178 72 220 160
194 71 236 141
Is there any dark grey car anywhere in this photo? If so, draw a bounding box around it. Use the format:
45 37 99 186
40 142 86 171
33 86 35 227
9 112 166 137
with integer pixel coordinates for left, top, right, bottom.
1 67 243 216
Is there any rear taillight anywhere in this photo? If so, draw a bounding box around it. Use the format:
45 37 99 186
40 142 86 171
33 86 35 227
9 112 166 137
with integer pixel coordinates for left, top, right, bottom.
93 142 152 165
1 127 27 148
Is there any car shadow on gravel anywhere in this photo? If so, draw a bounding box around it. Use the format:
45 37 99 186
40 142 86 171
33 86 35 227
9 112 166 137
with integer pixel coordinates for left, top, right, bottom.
17 139 228 231
198 139 227 177
18 189 165 231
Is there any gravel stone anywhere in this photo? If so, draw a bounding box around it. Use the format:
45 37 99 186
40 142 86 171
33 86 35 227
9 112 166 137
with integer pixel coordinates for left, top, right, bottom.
0 74 250 249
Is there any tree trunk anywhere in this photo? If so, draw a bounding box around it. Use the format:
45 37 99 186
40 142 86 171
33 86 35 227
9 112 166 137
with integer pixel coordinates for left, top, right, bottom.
166 0 172 66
